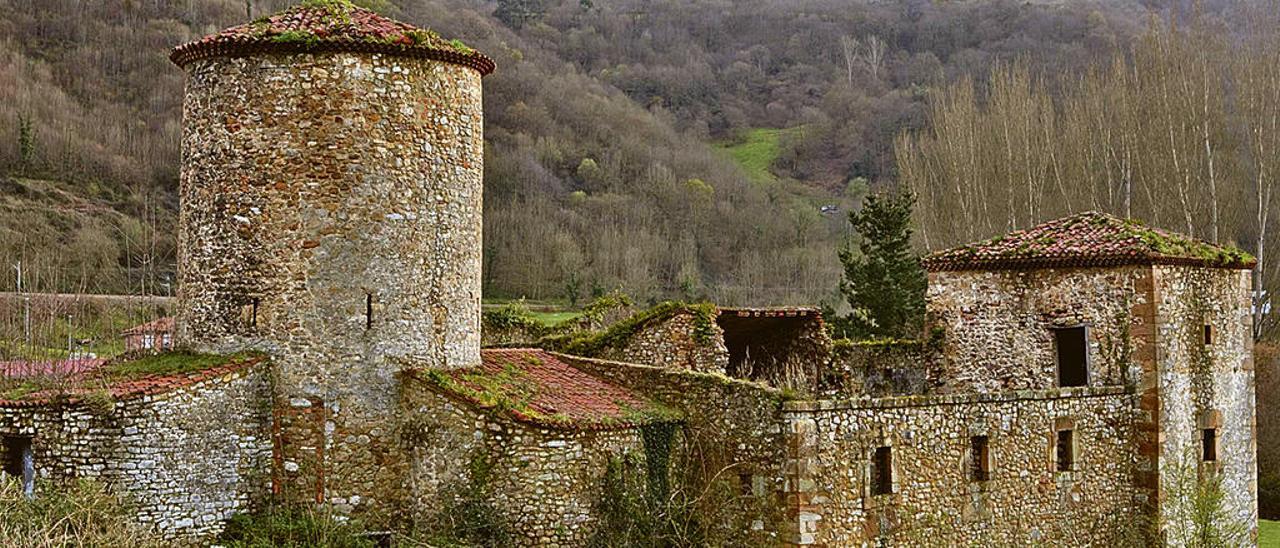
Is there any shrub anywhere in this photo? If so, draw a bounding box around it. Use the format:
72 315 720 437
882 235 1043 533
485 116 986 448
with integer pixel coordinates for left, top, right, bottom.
218 504 376 548
0 477 161 546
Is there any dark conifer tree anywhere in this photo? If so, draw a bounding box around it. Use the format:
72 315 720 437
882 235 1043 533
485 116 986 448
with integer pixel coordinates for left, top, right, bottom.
837 192 926 339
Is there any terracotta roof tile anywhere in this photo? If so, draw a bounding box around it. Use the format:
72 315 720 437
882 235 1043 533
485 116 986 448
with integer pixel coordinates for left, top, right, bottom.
923 211 1255 272
171 1 494 75
0 357 264 409
412 349 677 430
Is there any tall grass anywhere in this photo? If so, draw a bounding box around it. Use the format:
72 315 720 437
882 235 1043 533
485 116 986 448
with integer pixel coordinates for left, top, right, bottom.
0 477 161 547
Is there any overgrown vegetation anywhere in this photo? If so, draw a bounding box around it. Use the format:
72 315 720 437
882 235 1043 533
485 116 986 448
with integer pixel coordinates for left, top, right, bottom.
426 452 512 546
0 477 162 547
539 301 717 358
219 504 377 548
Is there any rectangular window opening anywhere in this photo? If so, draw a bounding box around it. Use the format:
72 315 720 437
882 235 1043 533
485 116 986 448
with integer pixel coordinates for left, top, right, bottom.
970 436 990 482
366 294 374 330
1204 325 1214 346
1055 430 1074 472
250 298 260 328
1054 326 1089 387
1202 428 1217 462
2 436 29 478
872 446 893 495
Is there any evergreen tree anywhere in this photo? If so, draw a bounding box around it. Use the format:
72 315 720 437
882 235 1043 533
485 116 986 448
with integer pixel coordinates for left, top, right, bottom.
837 192 926 339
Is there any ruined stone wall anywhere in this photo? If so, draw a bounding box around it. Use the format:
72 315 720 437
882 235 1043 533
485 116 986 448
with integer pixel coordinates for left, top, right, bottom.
601 311 729 374
402 386 645 546
0 365 271 541
823 340 934 398
1151 266 1257 541
927 267 1151 392
558 353 788 544
176 51 484 520
783 387 1142 546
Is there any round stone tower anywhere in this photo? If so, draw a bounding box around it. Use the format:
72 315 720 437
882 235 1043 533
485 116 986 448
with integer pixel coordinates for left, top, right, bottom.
171 1 493 519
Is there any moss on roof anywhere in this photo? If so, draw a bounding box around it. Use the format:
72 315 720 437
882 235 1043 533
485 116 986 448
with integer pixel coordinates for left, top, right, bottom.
924 211 1255 271
171 1 494 74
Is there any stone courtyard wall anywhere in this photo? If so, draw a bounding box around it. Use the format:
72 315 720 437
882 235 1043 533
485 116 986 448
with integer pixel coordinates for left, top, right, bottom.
0 362 272 542
1151 266 1257 541
823 340 934 398
782 386 1142 546
927 266 1151 392
600 310 729 374
402 384 645 546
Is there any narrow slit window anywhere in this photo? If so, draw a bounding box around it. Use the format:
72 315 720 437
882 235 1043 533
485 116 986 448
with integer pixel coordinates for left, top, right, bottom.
1054 326 1089 387
1202 428 1217 462
872 446 893 495
970 436 990 482
250 298 260 328
1056 430 1074 472
738 472 752 497
1204 325 1214 346
365 294 373 330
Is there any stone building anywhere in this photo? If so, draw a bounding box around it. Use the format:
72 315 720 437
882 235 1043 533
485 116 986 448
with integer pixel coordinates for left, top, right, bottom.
0 1 1257 546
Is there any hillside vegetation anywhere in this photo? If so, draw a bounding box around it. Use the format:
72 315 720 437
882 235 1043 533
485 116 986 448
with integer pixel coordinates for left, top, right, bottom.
0 0 1252 305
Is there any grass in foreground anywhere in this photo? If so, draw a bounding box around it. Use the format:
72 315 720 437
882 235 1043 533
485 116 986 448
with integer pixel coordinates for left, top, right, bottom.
0 477 161 547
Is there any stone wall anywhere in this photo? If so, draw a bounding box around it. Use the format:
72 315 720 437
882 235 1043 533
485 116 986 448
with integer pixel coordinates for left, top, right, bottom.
926 267 1150 392
1150 266 1257 541
601 310 729 374
401 385 646 546
558 353 788 544
175 50 485 521
0 363 271 542
823 340 933 398
782 387 1142 546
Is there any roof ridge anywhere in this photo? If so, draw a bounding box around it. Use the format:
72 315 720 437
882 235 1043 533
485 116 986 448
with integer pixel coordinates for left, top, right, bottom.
170 1 495 75
924 211 1255 272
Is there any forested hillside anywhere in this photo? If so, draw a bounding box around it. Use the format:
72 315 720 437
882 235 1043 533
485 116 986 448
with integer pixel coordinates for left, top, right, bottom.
0 0 1240 304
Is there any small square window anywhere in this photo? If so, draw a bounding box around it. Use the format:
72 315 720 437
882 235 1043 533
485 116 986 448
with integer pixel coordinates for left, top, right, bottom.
970 436 991 482
1054 327 1089 387
1202 428 1217 462
872 446 893 495
1056 430 1075 472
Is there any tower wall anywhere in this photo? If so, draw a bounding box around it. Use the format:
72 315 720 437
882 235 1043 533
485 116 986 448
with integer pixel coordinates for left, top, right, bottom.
176 51 483 519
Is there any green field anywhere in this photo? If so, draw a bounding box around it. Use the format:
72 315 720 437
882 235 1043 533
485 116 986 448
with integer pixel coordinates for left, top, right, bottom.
719 128 796 184
1263 519 1280 547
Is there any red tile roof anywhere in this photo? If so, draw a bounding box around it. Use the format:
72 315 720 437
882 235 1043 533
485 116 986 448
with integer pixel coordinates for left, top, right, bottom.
923 211 1256 272
412 349 677 430
171 1 494 75
0 356 264 409
121 316 174 336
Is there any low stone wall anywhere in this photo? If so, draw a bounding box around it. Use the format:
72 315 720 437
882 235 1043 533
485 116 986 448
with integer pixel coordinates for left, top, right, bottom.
782 386 1142 546
557 353 789 544
0 362 272 542
603 310 729 374
823 340 933 398
402 386 645 546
